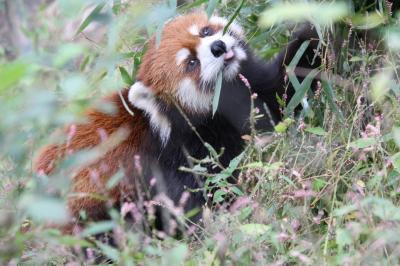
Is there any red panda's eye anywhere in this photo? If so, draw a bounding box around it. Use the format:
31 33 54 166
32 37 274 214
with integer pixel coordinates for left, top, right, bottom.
200 26 214 37
186 58 199 72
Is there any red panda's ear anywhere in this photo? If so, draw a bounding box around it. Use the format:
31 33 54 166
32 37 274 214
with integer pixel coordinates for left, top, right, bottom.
128 82 171 146
128 81 154 105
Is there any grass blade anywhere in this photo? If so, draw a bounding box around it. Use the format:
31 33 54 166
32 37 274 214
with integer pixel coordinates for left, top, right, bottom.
321 80 344 122
285 68 319 115
212 71 223 117
223 0 245 35
288 40 310 69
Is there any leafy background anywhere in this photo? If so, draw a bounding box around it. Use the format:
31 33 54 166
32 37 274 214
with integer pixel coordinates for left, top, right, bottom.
1 0 400 265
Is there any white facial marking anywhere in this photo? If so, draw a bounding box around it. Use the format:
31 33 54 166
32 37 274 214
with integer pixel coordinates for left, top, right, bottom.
128 82 171 146
195 16 247 86
177 78 213 113
234 46 247 61
196 30 244 85
176 48 190 66
209 16 244 38
188 24 199 36
196 31 224 85
224 46 247 80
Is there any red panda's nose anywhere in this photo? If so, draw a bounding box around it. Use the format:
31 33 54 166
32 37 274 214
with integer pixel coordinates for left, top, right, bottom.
211 40 227 58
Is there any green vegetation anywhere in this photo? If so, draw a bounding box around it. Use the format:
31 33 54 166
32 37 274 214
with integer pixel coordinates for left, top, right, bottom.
1 0 400 264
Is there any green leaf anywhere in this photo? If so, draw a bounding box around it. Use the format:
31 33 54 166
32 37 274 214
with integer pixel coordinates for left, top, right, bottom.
155 24 164 47
230 186 244 196
305 126 327 136
336 228 352 250
349 137 377 149
96 241 120 262
75 1 106 36
274 118 294 133
391 152 400 172
106 170 124 189
119 66 134 85
168 0 177 8
20 195 68 223
286 68 320 115
164 244 188 265
392 127 400 148
204 142 219 159
212 71 223 117
213 189 227 203
112 0 121 14
0 61 28 93
210 150 246 184
321 80 344 122
54 44 84 67
80 221 115 237
223 0 245 35
351 13 386 30
240 223 270 236
206 0 218 18
312 178 327 191
288 41 310 69
56 235 93 247
259 2 348 27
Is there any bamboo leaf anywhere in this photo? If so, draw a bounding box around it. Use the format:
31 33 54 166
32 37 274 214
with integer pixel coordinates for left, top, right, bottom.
212 71 223 117
206 0 218 18
112 0 121 14
321 80 344 122
286 69 319 115
168 0 177 8
119 66 134 85
223 0 245 35
288 41 310 69
305 126 327 136
259 2 348 27
75 2 106 36
0 61 28 93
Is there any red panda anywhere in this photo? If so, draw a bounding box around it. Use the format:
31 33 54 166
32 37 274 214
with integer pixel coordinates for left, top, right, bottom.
34 12 320 233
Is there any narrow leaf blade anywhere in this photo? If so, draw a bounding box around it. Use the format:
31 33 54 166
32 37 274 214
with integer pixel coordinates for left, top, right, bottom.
212 71 223 117
75 2 106 36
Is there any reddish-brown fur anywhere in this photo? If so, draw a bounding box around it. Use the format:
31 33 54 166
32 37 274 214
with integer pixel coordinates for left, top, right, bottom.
34 12 226 232
138 12 223 97
34 90 148 232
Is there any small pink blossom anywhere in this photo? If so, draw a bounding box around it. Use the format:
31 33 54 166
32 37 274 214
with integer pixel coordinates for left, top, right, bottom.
66 124 76 155
150 177 157 187
229 196 252 213
238 73 251 89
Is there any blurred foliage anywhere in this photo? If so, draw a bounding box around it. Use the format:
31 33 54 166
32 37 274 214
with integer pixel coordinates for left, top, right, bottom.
1 0 400 265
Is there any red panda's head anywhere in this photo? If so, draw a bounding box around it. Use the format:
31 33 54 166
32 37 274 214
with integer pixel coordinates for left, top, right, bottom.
128 12 247 144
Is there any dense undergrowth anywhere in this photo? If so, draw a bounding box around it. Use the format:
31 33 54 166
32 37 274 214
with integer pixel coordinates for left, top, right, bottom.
1 0 400 265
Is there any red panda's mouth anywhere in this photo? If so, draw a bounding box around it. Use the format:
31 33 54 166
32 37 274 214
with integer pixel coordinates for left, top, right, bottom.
223 50 236 67
224 49 235 61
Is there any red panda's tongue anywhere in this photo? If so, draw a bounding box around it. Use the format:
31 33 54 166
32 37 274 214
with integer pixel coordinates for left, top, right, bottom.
224 50 235 60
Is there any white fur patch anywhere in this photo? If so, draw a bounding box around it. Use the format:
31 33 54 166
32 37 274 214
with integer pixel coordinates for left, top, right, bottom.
188 24 199 36
176 48 190 66
224 46 247 80
128 82 171 146
196 30 246 85
177 78 213 113
209 16 244 38
234 46 247 61
197 31 225 85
